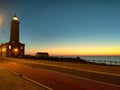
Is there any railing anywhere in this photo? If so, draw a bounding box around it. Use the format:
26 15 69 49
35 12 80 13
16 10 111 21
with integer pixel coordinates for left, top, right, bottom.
87 60 120 66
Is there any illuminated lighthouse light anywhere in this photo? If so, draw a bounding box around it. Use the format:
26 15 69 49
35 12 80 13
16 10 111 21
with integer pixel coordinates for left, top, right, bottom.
13 16 19 21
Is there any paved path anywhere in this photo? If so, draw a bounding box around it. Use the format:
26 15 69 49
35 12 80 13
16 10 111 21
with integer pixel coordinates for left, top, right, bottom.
0 66 47 90
0 58 120 90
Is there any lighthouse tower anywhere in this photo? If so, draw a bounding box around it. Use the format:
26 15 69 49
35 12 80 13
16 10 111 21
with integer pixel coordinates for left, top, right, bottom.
0 15 25 57
8 15 25 57
10 15 20 43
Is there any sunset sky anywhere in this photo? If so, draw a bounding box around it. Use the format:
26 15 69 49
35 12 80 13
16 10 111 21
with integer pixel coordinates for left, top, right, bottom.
0 0 120 56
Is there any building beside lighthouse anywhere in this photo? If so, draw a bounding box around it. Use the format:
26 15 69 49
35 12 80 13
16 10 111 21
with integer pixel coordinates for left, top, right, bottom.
0 15 25 57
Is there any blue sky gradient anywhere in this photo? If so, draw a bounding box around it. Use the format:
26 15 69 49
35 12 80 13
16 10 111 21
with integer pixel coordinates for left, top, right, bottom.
0 0 120 56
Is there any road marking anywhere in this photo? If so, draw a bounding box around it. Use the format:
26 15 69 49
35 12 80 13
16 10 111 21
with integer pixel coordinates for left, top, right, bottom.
5 58 120 87
22 76 54 90
36 67 120 88
9 58 120 77
0 66 53 90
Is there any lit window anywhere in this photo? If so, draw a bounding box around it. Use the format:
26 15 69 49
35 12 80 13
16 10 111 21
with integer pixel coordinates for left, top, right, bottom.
9 45 11 49
13 48 19 52
2 48 6 52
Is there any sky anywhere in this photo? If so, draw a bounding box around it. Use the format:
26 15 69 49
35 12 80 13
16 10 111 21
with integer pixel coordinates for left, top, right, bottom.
0 0 120 56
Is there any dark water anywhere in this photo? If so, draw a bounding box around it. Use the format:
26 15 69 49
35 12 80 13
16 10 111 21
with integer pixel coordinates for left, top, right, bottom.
80 56 120 61
62 56 120 65
80 56 120 65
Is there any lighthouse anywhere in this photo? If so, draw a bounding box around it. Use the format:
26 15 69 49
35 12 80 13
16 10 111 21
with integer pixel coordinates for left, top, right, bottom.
0 15 25 57
10 15 20 43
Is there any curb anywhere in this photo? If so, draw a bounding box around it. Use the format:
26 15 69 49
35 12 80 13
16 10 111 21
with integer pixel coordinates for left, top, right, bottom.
0 66 53 90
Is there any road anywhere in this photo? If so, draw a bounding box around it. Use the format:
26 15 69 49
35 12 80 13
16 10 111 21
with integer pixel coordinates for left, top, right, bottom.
0 57 120 90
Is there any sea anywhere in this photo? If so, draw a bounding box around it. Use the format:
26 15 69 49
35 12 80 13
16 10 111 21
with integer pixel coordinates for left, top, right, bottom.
81 56 120 65
80 56 120 61
62 56 120 65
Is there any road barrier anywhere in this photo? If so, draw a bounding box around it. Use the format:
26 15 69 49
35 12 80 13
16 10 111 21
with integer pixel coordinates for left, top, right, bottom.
87 60 120 66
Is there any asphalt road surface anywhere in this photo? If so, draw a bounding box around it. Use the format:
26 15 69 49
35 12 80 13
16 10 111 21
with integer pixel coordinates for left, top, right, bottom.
0 57 120 90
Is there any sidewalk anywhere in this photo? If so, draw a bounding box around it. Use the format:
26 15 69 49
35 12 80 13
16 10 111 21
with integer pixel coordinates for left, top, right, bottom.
0 67 47 90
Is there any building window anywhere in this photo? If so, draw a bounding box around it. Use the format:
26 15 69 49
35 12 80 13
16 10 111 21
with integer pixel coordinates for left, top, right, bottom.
9 45 11 49
2 48 6 52
21 46 23 49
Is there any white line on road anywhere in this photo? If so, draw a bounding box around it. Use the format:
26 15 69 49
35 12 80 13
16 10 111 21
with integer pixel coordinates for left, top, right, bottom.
5 58 120 88
36 67 120 88
0 66 53 90
10 58 120 77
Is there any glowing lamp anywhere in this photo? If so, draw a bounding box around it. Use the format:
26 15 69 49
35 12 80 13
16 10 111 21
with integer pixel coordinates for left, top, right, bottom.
13 48 19 52
13 16 19 21
2 48 6 52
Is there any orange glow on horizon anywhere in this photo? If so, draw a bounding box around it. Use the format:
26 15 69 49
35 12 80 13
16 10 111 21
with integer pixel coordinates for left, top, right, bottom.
25 45 120 56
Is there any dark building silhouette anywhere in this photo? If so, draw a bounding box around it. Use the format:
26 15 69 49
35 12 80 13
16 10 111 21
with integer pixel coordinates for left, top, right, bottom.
36 52 49 58
0 15 25 57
